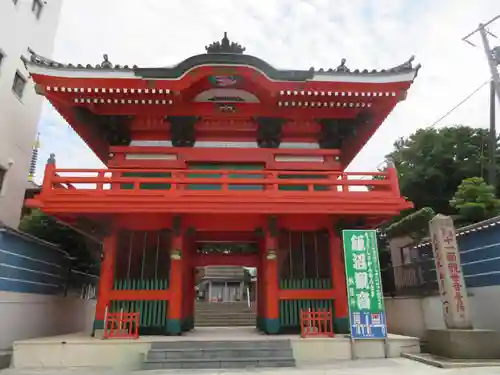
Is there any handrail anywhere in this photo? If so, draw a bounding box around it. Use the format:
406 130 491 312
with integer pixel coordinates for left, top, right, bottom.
41 167 398 196
246 287 251 308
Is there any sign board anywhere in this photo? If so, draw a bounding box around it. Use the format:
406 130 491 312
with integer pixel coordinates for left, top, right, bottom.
429 214 472 329
342 229 387 339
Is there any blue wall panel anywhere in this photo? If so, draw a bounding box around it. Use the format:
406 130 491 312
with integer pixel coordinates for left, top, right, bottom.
418 221 500 288
0 229 68 294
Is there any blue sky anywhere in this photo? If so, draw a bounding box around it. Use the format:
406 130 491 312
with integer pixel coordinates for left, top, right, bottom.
35 0 500 182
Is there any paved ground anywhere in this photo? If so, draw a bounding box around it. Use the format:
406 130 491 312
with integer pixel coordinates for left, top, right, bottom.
2 358 500 375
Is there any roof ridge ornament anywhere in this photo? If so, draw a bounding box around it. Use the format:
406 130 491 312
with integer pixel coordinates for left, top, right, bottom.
205 32 246 54
335 58 350 73
100 54 113 69
23 47 63 68
389 55 421 72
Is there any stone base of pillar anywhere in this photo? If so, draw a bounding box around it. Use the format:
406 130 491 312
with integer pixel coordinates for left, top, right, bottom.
182 317 194 332
261 318 280 334
166 319 182 335
92 320 105 337
92 329 105 339
427 329 500 359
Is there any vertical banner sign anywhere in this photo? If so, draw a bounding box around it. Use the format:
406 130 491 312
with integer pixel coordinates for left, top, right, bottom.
429 214 472 329
342 230 387 339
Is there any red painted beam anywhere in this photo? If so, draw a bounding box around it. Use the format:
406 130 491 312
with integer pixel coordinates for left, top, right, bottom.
109 290 170 301
278 289 336 300
192 254 259 267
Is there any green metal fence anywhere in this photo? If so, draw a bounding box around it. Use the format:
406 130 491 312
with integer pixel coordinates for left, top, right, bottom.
278 174 330 191
187 163 265 191
120 172 172 190
111 278 169 334
279 299 334 328
279 278 332 289
109 299 168 334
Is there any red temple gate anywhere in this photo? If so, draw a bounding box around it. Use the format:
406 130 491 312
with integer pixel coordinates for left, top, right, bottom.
24 33 418 335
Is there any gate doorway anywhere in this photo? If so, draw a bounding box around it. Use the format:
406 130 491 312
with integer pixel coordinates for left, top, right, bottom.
193 240 258 327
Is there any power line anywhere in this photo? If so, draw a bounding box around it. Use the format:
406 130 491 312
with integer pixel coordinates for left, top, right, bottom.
427 78 491 128
366 78 491 172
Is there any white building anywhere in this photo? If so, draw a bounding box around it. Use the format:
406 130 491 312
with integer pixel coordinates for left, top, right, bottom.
0 0 63 228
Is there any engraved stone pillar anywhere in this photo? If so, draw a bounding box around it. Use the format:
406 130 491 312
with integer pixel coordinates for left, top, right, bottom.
429 214 472 329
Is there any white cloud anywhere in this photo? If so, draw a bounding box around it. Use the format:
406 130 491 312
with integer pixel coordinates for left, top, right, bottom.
37 0 500 180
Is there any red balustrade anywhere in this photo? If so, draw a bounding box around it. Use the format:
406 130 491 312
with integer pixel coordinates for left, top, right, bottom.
103 312 140 339
43 168 395 195
300 309 334 338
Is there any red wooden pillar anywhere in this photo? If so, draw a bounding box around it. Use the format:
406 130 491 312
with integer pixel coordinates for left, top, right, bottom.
167 216 184 335
257 237 265 330
41 153 56 198
182 236 195 331
330 227 349 333
93 231 117 335
262 217 280 334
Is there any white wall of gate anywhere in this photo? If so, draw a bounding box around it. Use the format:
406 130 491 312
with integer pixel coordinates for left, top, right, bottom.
385 285 500 339
0 291 96 350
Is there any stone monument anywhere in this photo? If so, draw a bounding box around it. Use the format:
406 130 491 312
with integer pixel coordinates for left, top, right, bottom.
427 214 500 359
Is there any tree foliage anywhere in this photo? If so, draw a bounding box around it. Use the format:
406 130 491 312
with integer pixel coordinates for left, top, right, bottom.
450 177 500 224
19 209 97 272
387 126 498 215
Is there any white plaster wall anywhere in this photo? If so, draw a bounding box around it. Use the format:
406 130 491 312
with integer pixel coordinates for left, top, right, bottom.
385 296 427 338
0 291 96 350
468 286 500 331
0 0 63 228
386 286 500 339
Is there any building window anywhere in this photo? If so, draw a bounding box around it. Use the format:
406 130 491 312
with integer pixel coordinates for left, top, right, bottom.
32 0 43 19
12 71 27 99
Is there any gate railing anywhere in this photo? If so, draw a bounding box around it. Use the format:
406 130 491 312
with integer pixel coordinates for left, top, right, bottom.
300 308 334 338
103 311 140 339
42 168 398 196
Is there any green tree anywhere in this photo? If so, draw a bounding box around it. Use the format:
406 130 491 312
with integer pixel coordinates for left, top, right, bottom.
387 125 497 215
450 177 500 224
19 209 97 272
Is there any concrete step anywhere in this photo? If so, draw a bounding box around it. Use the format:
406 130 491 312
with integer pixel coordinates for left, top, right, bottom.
147 347 293 361
196 307 254 312
0 351 11 370
196 302 251 307
142 357 295 370
195 305 253 312
195 318 256 324
195 315 255 321
150 339 291 350
143 339 295 370
195 312 256 319
195 321 255 327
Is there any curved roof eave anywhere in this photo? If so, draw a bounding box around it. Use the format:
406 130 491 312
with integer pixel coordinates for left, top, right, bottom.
21 49 421 84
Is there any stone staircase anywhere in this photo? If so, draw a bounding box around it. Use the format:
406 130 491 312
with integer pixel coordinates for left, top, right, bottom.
195 301 255 327
142 339 296 370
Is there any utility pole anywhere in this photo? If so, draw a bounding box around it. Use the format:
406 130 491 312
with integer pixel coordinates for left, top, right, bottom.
463 15 500 105
463 15 500 186
490 80 497 188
